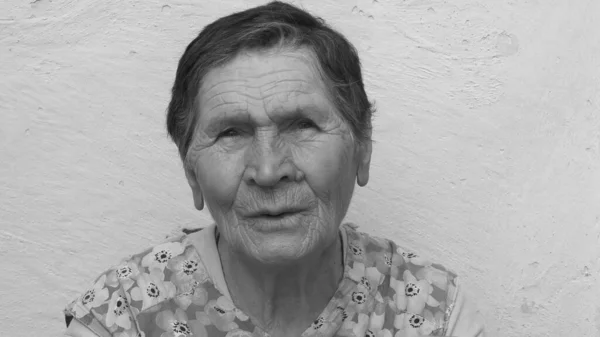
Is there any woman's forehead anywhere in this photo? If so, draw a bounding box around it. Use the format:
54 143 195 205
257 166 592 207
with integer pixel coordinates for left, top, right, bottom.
199 49 325 97
197 48 335 121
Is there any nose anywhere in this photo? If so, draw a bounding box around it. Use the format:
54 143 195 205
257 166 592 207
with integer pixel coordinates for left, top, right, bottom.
243 137 300 187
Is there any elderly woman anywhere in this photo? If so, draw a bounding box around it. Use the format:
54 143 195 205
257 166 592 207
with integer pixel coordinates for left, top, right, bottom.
64 2 485 337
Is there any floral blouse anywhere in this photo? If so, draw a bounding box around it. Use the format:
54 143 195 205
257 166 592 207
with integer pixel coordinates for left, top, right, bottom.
64 223 484 337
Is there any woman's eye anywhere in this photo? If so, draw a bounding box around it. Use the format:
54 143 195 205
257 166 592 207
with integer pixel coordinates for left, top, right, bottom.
297 119 316 130
218 128 240 138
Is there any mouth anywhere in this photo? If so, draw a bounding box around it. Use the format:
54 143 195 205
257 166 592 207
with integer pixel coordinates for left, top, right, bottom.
248 208 304 219
243 207 308 232
257 211 295 219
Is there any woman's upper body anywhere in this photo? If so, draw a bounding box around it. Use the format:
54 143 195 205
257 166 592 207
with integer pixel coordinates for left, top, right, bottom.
64 223 485 337
65 1 486 336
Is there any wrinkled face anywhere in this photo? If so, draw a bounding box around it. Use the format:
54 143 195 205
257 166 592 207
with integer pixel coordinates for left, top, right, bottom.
185 48 371 265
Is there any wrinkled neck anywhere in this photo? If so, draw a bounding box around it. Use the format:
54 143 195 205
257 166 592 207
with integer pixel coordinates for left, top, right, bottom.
218 230 344 334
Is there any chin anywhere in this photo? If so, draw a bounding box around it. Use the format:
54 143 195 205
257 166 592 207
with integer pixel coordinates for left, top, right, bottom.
241 219 326 265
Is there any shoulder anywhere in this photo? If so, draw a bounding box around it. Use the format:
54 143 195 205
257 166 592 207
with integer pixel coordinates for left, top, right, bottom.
64 230 212 335
343 223 460 335
344 222 458 280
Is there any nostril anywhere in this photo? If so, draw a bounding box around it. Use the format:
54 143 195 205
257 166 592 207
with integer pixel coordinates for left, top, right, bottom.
246 159 301 186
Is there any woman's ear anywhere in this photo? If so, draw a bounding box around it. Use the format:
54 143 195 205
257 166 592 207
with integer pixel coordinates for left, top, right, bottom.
184 164 204 210
357 138 372 187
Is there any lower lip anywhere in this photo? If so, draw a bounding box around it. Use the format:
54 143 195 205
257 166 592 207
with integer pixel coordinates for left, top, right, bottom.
248 212 302 232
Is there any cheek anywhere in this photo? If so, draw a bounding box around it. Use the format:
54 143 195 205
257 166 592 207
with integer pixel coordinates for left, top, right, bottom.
297 138 356 201
195 152 245 209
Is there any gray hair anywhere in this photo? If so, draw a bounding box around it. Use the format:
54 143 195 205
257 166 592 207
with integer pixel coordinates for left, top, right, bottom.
166 1 375 160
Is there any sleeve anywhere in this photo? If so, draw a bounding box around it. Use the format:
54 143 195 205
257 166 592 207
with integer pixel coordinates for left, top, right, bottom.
63 272 115 337
445 278 486 337
64 318 109 337
64 260 143 337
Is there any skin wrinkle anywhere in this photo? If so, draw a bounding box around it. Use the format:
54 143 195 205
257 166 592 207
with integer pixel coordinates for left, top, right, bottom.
201 67 309 99
182 45 370 162
184 47 371 336
261 78 310 93
168 14 376 161
204 83 315 110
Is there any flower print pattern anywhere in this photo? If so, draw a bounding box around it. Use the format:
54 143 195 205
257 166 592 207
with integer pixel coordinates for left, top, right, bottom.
348 242 366 264
366 328 393 337
306 316 340 337
115 329 146 337
352 313 370 337
312 316 325 330
397 249 430 267
174 280 208 310
167 248 209 286
363 236 393 272
64 224 459 337
348 262 384 290
224 329 254 337
335 308 355 336
368 299 387 332
196 296 248 332
393 270 440 314
371 251 392 275
105 260 141 290
156 308 207 337
72 274 109 318
347 288 376 315
366 266 385 289
130 268 176 311
388 252 405 281
348 261 366 283
393 313 436 337
105 290 139 330
141 242 185 272
414 265 449 292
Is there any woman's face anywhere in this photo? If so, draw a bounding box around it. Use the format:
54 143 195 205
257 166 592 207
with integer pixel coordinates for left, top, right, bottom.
185 48 371 265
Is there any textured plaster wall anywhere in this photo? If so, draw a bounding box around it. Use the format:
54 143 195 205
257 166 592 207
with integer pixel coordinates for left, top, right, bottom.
1 0 599 336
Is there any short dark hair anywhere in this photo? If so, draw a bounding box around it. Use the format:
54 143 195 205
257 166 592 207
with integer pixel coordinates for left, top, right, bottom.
166 1 374 161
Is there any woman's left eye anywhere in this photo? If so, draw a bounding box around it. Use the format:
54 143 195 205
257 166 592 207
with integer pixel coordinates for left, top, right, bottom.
296 119 317 130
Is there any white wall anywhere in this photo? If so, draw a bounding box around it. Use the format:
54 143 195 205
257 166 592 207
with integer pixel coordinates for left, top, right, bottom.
1 0 599 336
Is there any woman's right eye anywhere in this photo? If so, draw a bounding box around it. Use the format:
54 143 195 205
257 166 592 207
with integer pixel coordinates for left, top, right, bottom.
218 128 240 138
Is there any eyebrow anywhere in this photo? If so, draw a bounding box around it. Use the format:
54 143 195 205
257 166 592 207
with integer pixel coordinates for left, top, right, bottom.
204 108 252 134
204 104 327 133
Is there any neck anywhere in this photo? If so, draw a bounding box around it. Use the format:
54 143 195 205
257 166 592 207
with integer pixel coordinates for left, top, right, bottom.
218 233 344 335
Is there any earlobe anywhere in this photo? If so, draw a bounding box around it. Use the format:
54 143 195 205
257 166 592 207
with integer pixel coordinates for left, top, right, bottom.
356 140 372 187
193 193 204 211
184 164 204 211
